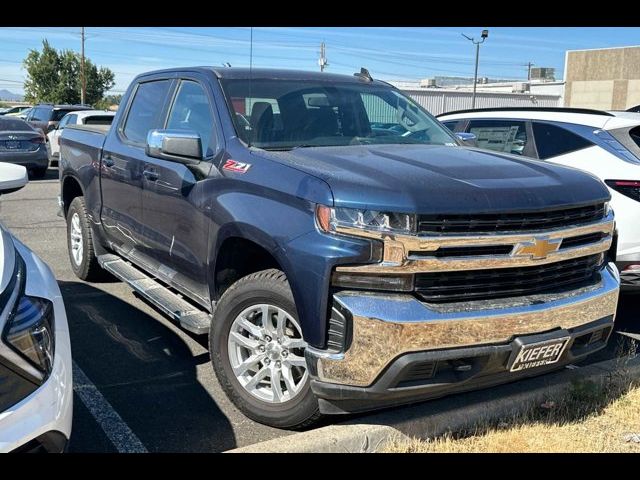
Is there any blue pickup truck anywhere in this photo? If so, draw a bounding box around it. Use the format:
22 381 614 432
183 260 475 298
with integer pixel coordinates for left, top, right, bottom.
59 67 620 429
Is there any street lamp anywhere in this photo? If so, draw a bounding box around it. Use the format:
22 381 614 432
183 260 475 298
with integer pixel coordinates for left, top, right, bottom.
462 29 489 109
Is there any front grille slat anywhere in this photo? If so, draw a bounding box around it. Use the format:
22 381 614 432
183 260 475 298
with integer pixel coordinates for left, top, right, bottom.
415 254 602 303
418 204 605 234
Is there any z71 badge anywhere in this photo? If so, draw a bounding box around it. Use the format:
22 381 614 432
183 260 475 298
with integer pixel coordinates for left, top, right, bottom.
223 159 252 174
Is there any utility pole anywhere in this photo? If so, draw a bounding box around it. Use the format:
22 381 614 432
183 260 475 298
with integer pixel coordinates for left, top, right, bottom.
318 42 328 72
462 30 488 109
526 61 534 81
80 27 86 105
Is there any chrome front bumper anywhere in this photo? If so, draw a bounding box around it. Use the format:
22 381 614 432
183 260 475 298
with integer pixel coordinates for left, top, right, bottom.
306 262 620 387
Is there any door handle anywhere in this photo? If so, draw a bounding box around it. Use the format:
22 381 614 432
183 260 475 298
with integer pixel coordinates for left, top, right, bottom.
143 168 159 181
103 155 115 168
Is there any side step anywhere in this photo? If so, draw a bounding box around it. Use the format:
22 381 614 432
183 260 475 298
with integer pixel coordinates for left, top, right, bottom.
98 254 211 335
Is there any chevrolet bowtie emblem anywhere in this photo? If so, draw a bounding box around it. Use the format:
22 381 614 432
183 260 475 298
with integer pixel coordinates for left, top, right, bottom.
514 237 562 260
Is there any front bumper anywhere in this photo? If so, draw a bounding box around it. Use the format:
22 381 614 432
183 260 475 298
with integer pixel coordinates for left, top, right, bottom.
0 240 73 453
305 262 619 413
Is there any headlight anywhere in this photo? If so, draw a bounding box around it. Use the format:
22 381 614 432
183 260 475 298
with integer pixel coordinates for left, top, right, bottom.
316 205 415 234
0 253 55 382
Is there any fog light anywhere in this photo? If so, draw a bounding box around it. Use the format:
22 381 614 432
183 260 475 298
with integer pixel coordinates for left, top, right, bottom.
331 272 414 291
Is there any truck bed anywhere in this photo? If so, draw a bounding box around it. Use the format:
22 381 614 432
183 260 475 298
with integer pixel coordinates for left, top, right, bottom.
60 124 108 163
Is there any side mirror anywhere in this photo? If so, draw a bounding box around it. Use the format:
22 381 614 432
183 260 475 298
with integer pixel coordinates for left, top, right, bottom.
146 129 202 164
456 132 478 147
46 122 56 133
0 164 28 195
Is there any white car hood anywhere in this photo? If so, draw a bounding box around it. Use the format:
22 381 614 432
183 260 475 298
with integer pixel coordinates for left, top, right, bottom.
0 223 16 294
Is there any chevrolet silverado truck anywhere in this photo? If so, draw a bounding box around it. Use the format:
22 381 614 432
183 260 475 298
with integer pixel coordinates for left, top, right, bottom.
59 67 620 429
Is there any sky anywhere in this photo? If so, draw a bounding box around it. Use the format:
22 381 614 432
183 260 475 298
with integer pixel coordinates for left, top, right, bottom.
1 26 640 96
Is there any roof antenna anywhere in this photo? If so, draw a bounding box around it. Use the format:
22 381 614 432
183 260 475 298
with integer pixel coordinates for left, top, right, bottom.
354 67 373 82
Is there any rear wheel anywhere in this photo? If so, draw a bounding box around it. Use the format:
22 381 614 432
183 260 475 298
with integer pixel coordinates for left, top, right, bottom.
66 196 105 281
210 269 321 429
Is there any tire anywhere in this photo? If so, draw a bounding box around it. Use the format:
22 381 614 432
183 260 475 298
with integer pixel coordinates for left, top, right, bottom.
66 196 105 281
210 269 322 429
30 166 48 179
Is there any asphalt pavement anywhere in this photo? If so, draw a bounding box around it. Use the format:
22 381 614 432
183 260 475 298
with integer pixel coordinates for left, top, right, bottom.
1 167 637 452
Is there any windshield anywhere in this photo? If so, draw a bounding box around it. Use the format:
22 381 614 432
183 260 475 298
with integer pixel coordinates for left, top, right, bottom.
220 78 459 150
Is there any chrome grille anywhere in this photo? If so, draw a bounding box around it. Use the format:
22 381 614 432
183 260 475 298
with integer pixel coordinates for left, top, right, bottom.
418 203 606 234
414 254 603 303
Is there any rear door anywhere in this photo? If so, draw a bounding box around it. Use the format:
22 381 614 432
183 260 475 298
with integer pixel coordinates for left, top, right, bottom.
49 113 76 157
100 77 174 254
139 76 218 304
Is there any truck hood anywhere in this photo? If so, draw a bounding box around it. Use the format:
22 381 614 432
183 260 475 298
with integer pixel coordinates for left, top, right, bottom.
256 144 610 214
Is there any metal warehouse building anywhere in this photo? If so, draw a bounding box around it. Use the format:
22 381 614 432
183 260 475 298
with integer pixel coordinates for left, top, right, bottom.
564 45 640 110
395 87 562 116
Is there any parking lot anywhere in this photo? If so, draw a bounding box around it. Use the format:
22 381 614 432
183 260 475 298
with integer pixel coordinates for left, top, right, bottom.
1 167 638 453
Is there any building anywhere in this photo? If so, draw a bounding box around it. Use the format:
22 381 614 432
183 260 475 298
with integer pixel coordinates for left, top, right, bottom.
395 87 561 116
564 45 640 110
391 79 563 116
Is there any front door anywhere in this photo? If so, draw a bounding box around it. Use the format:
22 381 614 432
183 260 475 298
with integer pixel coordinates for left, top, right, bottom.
100 78 173 254
140 78 219 304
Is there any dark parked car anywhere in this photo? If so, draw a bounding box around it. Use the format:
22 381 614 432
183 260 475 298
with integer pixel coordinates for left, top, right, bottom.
0 116 48 178
25 104 93 135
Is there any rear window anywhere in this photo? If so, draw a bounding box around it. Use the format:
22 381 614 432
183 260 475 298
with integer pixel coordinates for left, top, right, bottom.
123 80 172 143
53 109 84 122
83 115 114 126
0 117 33 131
531 122 593 160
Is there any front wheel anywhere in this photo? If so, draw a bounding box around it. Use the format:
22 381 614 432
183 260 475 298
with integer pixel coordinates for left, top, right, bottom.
210 269 321 429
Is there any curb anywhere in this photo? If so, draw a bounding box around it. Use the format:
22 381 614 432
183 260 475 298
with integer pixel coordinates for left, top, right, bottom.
227 352 640 453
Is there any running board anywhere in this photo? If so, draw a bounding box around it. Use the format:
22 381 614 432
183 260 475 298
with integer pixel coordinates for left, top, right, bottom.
98 254 210 335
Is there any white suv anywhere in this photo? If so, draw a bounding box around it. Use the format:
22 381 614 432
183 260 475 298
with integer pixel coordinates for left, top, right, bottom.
0 163 72 452
438 107 640 288
47 110 115 163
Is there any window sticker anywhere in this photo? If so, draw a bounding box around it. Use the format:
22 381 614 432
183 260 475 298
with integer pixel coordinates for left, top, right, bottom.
470 126 520 153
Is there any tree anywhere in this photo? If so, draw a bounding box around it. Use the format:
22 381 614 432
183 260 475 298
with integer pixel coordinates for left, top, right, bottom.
94 94 122 111
23 40 115 106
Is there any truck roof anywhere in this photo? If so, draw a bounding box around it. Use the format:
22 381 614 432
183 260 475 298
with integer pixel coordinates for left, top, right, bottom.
136 66 392 86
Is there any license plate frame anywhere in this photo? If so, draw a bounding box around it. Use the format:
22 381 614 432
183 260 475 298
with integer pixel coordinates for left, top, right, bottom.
508 336 570 372
5 140 20 149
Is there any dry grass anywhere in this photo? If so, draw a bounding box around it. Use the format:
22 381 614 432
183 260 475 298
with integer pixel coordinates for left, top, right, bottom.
384 341 640 453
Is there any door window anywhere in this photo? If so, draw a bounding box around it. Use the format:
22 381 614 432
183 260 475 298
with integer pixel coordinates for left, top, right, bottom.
166 80 216 157
467 120 529 155
531 122 593 160
441 120 460 132
30 106 51 122
123 80 172 144
58 114 76 129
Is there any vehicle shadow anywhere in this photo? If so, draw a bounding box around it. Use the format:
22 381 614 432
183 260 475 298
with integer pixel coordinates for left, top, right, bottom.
337 344 637 446
59 280 238 452
28 167 59 181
